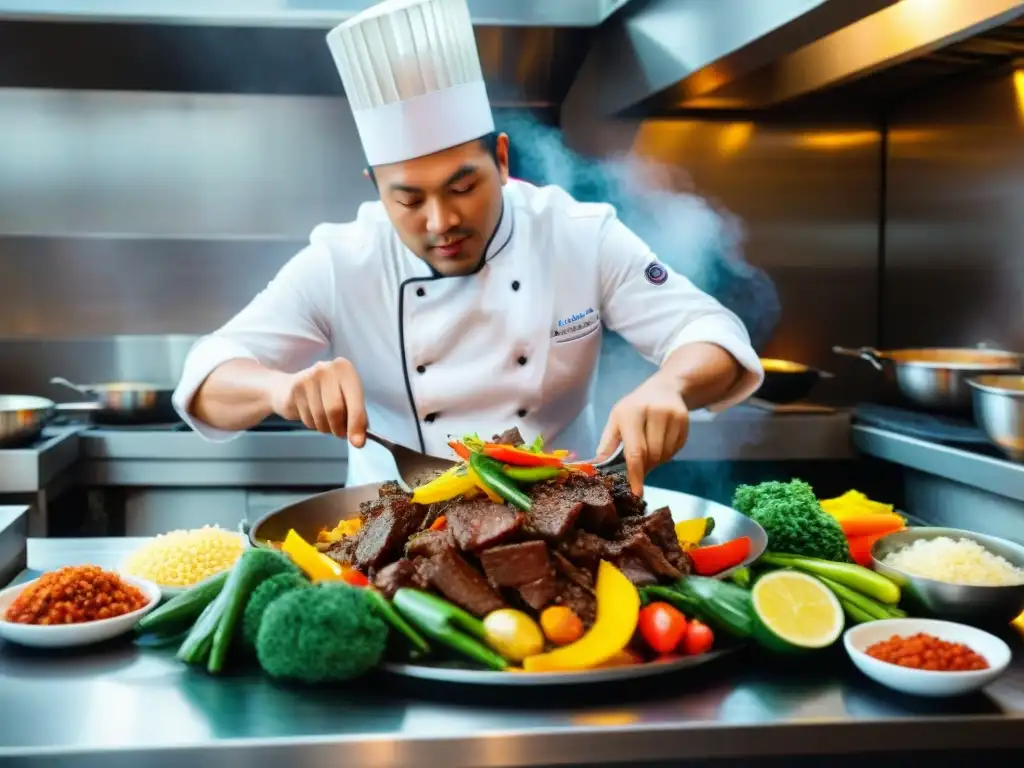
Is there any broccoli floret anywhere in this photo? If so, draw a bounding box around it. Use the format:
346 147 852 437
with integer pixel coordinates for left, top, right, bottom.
733 479 851 563
256 583 388 684
242 571 310 653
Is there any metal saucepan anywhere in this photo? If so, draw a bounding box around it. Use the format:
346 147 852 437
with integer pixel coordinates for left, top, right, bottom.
833 346 1023 413
0 394 100 447
968 375 1024 462
754 358 834 404
50 377 179 426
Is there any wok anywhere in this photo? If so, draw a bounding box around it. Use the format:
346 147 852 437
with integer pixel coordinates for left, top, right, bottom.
754 358 833 404
247 483 769 581
49 377 179 425
833 346 1022 413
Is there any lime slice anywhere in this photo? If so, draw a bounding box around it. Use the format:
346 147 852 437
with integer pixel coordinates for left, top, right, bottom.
751 570 844 652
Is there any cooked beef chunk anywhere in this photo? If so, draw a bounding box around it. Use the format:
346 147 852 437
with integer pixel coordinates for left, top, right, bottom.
446 498 523 551
600 472 646 517
324 535 358 567
624 534 683 580
354 497 426 570
642 507 691 573
493 427 525 446
373 559 425 598
518 570 558 611
406 529 455 559
554 579 597 628
552 551 594 591
419 549 505 617
559 530 605 571
612 553 658 587
378 481 407 499
527 485 583 539
564 474 618 534
479 541 551 587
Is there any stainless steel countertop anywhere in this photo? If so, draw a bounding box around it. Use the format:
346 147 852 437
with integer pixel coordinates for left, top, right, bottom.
853 425 1024 504
1 538 1023 767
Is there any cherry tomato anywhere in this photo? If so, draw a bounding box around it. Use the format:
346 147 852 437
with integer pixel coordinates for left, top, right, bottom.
638 602 688 654
683 619 714 655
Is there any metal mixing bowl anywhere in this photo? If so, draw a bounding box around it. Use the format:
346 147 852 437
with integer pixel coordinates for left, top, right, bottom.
968 375 1024 462
872 526 1024 627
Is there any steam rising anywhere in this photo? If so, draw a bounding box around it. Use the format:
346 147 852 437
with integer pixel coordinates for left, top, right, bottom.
496 112 781 437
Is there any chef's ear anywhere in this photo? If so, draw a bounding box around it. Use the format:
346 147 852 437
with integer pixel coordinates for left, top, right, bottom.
496 133 510 186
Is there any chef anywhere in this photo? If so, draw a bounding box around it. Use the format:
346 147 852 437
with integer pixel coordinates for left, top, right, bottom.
172 0 764 495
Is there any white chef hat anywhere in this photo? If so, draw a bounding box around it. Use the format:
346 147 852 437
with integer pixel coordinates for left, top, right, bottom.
326 0 495 167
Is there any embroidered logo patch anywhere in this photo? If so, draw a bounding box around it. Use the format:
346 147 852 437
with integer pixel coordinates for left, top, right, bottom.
644 261 668 285
551 307 600 343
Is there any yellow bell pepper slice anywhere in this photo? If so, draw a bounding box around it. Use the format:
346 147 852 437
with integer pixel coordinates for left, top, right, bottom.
411 465 479 504
1012 610 1024 639
522 560 640 672
282 529 344 581
675 517 710 548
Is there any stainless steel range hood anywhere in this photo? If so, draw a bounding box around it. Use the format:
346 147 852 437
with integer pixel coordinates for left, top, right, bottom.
0 0 632 26
563 0 1024 116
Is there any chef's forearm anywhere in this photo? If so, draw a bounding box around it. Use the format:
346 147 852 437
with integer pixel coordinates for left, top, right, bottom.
190 359 288 430
658 342 742 410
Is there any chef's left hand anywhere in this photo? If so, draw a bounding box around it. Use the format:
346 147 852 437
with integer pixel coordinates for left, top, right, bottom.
595 371 690 496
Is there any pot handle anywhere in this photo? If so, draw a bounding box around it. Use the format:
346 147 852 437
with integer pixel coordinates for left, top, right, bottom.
50 376 94 396
53 402 103 412
832 346 885 371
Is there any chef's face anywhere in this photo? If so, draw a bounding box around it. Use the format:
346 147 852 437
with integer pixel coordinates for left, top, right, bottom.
371 133 509 277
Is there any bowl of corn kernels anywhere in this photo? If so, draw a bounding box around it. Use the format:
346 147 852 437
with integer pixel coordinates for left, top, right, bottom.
120 526 249 598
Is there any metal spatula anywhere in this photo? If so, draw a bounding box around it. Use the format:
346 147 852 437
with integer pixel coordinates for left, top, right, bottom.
364 431 458 492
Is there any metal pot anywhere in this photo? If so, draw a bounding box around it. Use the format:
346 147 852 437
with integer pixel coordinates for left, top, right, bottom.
968 375 1024 462
49 377 179 425
754 358 833 404
0 395 100 447
833 346 1022 413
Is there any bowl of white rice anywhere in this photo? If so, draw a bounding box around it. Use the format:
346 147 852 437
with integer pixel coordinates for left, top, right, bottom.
872 527 1024 626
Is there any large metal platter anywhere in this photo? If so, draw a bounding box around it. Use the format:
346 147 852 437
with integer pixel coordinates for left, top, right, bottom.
250 482 766 687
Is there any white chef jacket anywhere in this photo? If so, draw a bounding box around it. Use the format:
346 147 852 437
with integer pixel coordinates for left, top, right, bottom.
173 179 764 487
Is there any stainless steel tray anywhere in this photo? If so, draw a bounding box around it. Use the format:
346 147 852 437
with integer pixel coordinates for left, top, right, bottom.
381 487 765 686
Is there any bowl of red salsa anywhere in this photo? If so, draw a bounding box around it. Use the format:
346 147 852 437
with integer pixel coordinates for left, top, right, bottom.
844 618 1011 697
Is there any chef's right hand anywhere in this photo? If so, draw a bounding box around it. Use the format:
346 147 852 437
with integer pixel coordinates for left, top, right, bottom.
269 358 368 447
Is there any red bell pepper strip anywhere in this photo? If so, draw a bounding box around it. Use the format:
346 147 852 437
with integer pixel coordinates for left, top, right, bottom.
429 515 448 532
481 443 563 467
449 441 471 460
565 462 597 477
687 536 751 576
847 532 888 568
340 567 370 587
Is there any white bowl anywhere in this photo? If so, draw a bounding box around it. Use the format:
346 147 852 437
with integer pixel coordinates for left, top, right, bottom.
0 574 161 648
844 618 1011 697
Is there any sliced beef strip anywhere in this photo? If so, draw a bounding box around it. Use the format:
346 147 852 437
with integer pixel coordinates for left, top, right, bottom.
373 559 425 599
552 551 594 591
354 497 427 571
564 475 618 534
642 507 692 573
420 548 505 617
479 540 551 587
600 472 647 518
493 427 525 446
405 529 455 559
554 579 597 628
527 484 583 540
445 498 524 551
517 570 559 612
324 534 358 567
612 553 659 587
